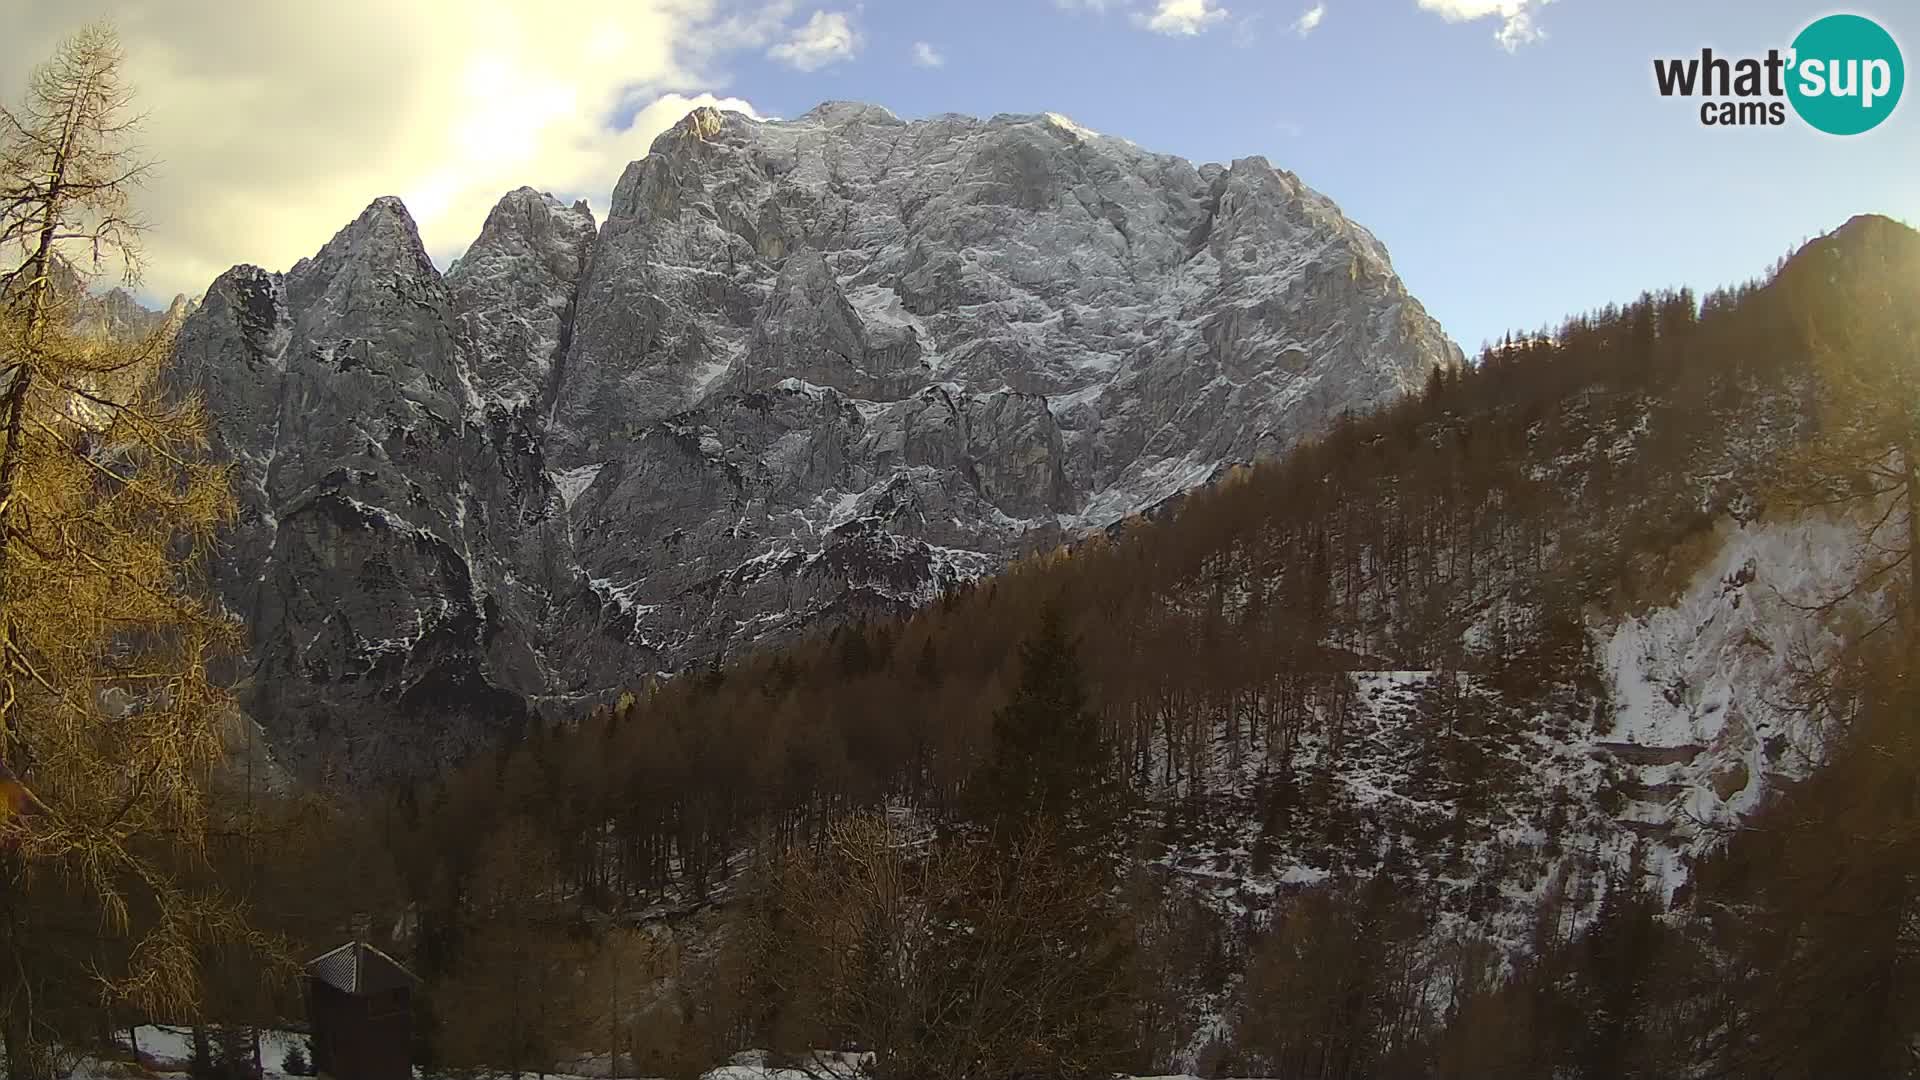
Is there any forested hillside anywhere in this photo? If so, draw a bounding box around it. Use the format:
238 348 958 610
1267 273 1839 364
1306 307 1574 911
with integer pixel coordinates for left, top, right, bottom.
7 15 1919 1080
141 214 1920 1079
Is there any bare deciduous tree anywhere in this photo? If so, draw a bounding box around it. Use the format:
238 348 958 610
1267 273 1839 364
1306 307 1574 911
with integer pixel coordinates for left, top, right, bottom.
1773 221 1920 661
773 814 1132 1080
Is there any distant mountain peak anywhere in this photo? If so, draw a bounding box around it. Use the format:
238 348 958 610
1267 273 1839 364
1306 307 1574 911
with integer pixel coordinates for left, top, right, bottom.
798 100 903 126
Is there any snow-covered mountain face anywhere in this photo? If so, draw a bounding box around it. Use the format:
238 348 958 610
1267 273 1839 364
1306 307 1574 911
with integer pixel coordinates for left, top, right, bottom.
174 102 1460 781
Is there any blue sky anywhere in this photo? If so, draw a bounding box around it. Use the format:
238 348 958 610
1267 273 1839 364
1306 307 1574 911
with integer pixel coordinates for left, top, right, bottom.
701 0 1918 351
7 0 1912 353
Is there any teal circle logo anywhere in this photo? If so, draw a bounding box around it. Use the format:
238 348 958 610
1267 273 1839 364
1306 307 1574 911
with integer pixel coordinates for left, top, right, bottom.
1787 14 1904 135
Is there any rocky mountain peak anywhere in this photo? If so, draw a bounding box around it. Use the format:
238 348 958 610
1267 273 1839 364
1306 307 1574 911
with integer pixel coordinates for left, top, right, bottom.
280 195 445 345
447 187 597 416
292 196 436 281
177 101 1463 781
464 187 596 264
800 100 905 126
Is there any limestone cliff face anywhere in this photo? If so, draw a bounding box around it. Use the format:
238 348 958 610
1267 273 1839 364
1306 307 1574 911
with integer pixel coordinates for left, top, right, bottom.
175 103 1460 780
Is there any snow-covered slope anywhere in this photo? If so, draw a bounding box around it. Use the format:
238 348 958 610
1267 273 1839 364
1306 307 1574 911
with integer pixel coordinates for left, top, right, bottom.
88 1032 1285 1080
173 103 1460 780
1593 512 1884 891
1091 507 1881 1073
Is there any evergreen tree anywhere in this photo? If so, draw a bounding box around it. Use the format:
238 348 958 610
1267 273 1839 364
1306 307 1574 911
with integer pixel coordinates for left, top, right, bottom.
209 1026 256 1080
187 1028 212 1080
914 637 939 686
835 622 875 676
975 604 1112 837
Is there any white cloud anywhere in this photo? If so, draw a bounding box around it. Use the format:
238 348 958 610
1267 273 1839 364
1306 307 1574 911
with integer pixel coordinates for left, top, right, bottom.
704 0 800 51
1135 0 1230 36
1416 0 1553 51
1231 12 1265 47
1293 2 1326 36
767 10 862 71
910 41 945 68
1492 8 1547 50
0 2 774 301
1062 0 1239 37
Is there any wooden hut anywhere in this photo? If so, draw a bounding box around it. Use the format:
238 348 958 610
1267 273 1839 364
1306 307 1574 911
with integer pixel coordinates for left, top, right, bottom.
303 942 417 1080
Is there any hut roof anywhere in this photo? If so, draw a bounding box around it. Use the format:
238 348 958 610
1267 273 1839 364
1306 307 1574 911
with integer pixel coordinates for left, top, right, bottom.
306 942 418 995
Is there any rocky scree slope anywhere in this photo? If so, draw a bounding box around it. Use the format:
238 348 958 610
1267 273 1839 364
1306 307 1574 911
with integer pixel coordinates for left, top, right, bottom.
174 102 1459 781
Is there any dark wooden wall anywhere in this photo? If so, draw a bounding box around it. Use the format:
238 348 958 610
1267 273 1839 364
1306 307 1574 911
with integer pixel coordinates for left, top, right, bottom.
304 979 410 1080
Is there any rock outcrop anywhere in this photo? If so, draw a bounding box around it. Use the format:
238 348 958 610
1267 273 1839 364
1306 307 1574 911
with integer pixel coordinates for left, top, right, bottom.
176 103 1461 781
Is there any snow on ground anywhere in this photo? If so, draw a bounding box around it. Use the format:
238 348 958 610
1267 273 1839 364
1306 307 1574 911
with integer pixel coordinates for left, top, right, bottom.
1108 503 1886 1065
551 463 606 510
1593 511 1883 898
69 513 1876 1080
95 1027 309 1077
1073 453 1219 530
1046 380 1107 419
692 355 736 398
843 284 928 340
79 1034 1282 1080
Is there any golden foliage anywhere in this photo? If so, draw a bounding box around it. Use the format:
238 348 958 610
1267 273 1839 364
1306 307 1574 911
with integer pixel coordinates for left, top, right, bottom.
0 19 260 1050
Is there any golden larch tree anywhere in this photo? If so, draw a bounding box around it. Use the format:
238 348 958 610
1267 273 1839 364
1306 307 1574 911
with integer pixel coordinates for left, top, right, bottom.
0 21 266 1077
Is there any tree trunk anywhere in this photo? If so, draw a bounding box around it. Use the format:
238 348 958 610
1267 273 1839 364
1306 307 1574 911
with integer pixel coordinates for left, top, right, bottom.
0 856 38 1080
1907 442 1920 669
0 139 66 764
607 942 619 1080
0 126 70 584
0 364 32 760
0 33 95 722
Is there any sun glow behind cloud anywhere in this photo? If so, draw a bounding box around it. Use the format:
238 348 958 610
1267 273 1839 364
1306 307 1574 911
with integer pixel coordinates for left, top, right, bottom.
0 0 772 300
1136 0 1231 36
